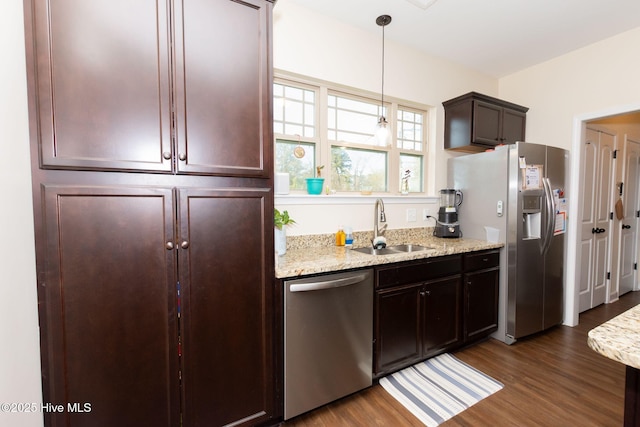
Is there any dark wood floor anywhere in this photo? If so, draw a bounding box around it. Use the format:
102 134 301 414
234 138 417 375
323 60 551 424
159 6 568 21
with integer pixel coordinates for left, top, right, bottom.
282 291 640 427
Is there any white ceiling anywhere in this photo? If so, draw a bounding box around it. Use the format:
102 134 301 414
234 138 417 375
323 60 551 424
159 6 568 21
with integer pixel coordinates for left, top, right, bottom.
286 0 640 78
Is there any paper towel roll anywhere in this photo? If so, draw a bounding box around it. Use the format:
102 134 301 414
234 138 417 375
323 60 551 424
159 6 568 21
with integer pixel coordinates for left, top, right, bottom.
275 173 290 195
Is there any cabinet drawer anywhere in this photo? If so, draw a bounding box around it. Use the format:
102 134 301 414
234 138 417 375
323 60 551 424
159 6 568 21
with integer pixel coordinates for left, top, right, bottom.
377 255 462 289
464 250 500 271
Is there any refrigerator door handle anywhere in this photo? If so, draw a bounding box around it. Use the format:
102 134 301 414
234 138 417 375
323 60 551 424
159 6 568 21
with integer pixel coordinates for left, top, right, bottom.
541 177 556 255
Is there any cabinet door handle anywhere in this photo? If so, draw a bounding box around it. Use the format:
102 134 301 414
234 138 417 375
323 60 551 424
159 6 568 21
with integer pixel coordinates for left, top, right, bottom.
181 240 189 249
165 241 174 250
622 224 631 230
162 151 172 160
420 290 430 297
178 152 187 161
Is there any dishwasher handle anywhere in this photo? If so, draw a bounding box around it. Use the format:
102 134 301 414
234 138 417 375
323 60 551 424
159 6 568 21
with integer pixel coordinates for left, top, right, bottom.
289 273 369 293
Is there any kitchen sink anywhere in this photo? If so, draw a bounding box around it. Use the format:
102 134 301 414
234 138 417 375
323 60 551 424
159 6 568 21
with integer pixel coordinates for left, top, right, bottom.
351 247 401 256
352 244 435 255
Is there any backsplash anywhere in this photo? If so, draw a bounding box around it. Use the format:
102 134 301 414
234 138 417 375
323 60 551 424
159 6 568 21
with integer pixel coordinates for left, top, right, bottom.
286 227 436 250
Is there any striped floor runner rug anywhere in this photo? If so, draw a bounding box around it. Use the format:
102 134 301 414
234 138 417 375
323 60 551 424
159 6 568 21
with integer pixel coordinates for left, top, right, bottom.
379 353 503 427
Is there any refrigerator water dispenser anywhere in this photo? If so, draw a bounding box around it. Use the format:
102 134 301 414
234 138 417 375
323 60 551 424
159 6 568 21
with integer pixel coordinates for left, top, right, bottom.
523 212 541 239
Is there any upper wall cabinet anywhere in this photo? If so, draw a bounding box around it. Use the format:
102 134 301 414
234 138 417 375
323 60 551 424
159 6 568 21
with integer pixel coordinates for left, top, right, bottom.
443 92 528 152
27 0 272 177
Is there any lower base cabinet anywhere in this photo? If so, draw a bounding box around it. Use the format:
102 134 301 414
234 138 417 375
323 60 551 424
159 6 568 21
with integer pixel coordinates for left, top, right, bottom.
422 276 463 356
464 250 500 341
37 184 275 427
374 250 499 377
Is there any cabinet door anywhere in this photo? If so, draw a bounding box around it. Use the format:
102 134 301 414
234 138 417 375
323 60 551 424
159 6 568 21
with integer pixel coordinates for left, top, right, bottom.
40 185 179 427
27 0 173 172
501 108 527 144
173 0 273 177
375 284 422 376
464 268 500 341
178 187 274 426
472 100 502 146
422 276 462 357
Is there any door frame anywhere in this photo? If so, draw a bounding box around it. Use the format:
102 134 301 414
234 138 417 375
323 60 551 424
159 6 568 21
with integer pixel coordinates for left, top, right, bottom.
567 103 640 327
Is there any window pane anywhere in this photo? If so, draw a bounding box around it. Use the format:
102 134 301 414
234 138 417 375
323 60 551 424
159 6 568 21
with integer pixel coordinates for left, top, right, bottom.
274 83 316 138
328 93 386 146
331 146 387 192
399 154 423 193
276 139 316 191
397 108 425 152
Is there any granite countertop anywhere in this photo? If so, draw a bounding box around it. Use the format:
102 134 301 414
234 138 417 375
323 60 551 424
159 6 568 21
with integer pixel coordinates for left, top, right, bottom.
588 304 640 370
275 228 503 278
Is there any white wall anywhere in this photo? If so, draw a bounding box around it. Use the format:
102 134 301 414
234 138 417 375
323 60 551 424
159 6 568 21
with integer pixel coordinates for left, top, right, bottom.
499 27 640 151
498 27 640 327
0 0 44 426
273 1 498 235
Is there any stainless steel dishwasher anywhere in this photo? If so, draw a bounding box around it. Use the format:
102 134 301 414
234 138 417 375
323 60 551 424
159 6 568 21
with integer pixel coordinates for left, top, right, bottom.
284 269 373 420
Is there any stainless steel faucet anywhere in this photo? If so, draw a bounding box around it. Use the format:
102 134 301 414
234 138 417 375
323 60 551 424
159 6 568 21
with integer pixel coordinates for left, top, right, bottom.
373 198 387 248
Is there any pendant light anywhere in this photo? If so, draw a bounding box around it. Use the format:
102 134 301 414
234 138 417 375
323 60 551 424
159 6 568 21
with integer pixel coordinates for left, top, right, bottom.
375 14 392 147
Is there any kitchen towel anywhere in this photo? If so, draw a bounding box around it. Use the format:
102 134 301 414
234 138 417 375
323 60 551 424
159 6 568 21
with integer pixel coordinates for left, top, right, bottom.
379 353 503 427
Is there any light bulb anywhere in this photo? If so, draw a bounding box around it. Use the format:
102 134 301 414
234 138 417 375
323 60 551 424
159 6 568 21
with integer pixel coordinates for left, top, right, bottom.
375 116 391 147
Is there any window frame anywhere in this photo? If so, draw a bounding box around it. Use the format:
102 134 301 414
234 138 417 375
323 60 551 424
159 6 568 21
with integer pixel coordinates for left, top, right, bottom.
274 71 430 195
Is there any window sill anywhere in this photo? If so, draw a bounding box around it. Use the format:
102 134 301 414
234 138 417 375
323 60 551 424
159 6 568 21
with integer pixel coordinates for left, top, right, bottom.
275 193 438 206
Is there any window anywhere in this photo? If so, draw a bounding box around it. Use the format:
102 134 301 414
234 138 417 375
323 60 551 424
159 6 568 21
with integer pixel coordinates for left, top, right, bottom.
274 81 319 191
274 75 428 194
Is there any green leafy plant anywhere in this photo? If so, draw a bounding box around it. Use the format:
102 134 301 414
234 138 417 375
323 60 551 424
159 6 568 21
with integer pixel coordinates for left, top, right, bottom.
274 209 296 230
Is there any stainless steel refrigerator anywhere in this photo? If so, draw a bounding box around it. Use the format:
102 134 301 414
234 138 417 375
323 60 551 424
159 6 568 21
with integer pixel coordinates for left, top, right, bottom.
448 142 569 344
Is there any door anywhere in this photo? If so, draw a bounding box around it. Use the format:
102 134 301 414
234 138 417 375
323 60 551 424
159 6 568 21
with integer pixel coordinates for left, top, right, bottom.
422 276 462 356
579 127 616 312
464 268 499 341
28 0 173 172
173 0 272 177
375 284 423 375
472 100 502 145
619 136 640 295
283 270 373 420
510 142 547 339
543 146 567 329
40 185 179 427
178 187 274 427
501 108 527 145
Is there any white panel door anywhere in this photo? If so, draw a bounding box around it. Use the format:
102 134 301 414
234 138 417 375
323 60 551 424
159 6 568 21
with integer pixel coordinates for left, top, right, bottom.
619 136 640 295
579 127 616 312
579 131 597 311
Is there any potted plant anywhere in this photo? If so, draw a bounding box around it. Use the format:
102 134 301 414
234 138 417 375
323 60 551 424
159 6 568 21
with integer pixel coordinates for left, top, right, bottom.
306 165 325 195
274 208 295 255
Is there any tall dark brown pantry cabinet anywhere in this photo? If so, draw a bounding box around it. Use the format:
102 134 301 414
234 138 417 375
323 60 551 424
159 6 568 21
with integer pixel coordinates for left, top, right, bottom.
24 1 276 426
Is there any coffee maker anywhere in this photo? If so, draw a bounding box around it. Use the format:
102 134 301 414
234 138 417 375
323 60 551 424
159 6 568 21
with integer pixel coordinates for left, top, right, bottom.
433 189 463 238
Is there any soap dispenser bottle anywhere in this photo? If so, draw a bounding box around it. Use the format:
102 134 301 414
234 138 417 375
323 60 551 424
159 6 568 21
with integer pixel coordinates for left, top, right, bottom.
344 226 354 248
335 226 346 246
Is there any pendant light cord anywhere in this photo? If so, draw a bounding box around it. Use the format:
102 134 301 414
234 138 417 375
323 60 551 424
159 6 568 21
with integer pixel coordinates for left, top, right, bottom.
376 15 391 119
381 23 385 115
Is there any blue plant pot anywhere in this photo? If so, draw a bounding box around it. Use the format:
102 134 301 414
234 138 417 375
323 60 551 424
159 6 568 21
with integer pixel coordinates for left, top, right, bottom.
305 178 324 195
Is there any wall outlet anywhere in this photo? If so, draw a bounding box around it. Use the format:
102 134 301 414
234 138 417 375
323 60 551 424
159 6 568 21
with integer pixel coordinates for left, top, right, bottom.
423 208 431 221
406 208 417 222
